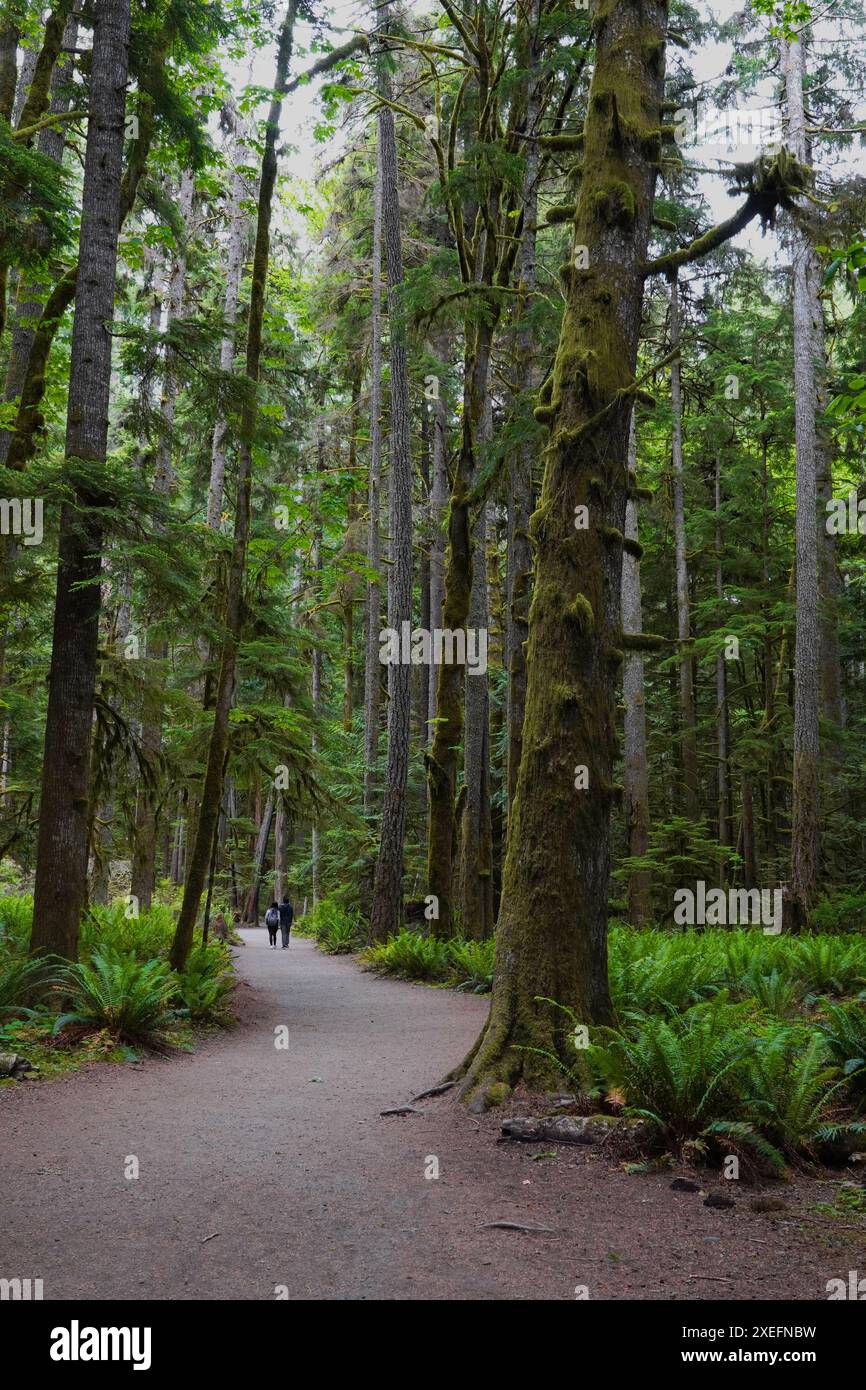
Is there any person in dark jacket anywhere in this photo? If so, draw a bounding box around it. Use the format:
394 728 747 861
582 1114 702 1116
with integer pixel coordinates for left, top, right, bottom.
278 895 294 949
265 902 280 949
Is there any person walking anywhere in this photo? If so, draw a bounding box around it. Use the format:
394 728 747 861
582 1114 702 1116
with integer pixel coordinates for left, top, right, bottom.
278 894 294 949
264 901 280 949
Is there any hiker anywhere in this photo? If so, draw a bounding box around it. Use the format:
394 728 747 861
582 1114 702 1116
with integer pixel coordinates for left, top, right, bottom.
264 901 280 949
278 894 294 950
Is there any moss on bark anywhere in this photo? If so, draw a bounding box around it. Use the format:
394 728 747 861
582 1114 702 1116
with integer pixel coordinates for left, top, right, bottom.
456 0 670 1105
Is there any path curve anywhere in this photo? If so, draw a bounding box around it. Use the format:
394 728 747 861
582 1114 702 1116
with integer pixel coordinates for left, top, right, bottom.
0 933 850 1300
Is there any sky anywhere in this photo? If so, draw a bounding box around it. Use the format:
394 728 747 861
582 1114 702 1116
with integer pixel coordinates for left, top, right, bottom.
248 1 866 261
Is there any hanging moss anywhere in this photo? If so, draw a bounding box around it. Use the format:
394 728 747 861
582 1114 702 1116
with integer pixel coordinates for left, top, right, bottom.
539 133 584 150
565 593 595 636
622 631 666 652
628 483 654 503
591 179 636 228
623 536 644 559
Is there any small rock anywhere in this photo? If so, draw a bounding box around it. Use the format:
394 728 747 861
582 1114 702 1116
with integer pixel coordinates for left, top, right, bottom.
0 1053 38 1081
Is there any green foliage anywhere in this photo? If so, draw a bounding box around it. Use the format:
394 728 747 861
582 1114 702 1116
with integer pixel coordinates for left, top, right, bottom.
363 930 451 982
820 1000 866 1107
449 939 495 993
810 891 866 935
54 948 179 1048
306 897 364 954
79 904 178 961
174 943 234 1023
0 952 65 1021
0 895 33 954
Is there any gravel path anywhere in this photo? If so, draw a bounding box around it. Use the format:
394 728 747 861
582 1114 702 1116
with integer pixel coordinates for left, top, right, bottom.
0 932 858 1300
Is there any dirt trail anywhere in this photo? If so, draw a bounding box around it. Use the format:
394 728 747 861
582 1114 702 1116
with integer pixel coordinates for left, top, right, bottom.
0 933 856 1300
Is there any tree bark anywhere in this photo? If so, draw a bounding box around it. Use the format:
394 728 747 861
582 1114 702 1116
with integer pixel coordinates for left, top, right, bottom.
30 0 131 959
715 455 730 876
669 271 699 818
506 0 542 817
169 2 297 971
369 11 413 941
363 111 384 812
456 0 668 1106
207 112 250 528
621 412 651 924
784 33 820 929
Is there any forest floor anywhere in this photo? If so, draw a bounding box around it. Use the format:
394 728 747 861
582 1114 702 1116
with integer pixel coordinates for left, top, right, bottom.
0 932 862 1300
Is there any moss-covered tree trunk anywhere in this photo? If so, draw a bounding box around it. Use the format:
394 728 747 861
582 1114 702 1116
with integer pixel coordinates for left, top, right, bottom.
426 318 492 938
456 0 669 1106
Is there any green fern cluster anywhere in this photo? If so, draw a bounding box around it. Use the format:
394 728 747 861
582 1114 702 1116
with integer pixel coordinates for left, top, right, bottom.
362 930 495 990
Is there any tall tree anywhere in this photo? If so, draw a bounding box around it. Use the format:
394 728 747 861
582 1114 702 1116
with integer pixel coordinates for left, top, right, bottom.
784 31 820 929
30 0 132 958
369 6 413 941
169 1 298 971
621 412 651 924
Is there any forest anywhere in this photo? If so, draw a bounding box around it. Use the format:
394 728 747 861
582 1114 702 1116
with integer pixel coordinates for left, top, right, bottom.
1 0 866 1309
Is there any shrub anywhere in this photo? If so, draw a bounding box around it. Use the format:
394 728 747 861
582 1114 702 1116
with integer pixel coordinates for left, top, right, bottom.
0 953 65 1020
609 931 720 1018
819 1000 866 1107
79 903 177 961
306 899 363 954
745 1025 842 1158
364 930 450 981
810 891 866 934
54 948 178 1048
174 944 234 1024
589 994 755 1147
0 894 33 953
786 937 866 998
449 938 494 993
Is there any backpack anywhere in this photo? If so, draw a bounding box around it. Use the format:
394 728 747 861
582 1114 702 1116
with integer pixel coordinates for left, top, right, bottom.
265 906 279 928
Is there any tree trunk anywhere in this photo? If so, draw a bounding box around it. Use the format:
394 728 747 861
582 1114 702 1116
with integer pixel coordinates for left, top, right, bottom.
714 455 730 877
310 423 324 908
427 386 447 744
362 120 384 812
458 496 494 939
506 0 542 817
369 16 413 941
456 0 668 1106
132 169 195 910
30 0 131 959
242 788 274 924
669 271 699 818
207 114 249 528
784 33 820 929
621 413 651 924
169 2 297 971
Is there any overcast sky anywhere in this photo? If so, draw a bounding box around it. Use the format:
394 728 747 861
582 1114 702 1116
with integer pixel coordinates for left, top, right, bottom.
251 1 865 262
